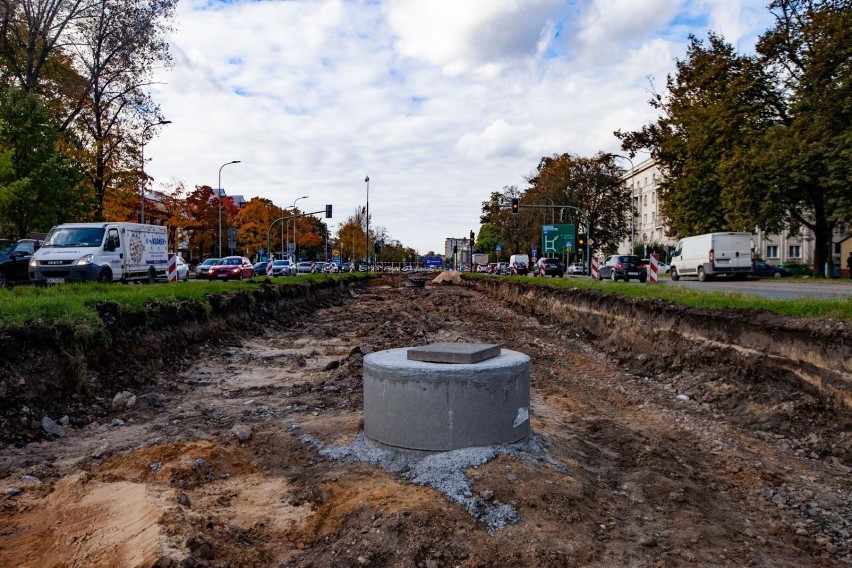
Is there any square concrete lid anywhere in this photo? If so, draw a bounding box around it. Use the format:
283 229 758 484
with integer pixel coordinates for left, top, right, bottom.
406 342 501 364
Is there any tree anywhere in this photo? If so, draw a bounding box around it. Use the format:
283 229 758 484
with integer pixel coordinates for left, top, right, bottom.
618 0 851 276
616 33 777 237
235 197 281 259
70 0 176 219
525 153 630 254
0 87 83 238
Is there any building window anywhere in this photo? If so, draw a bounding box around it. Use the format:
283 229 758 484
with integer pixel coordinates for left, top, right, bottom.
643 195 648 206
643 214 647 225
766 245 778 258
652 212 656 223
652 192 656 203
789 245 801 258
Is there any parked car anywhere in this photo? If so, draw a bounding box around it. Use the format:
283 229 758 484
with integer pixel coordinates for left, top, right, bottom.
566 262 587 275
496 262 510 275
175 256 190 281
640 259 670 275
0 238 42 288
341 262 352 272
271 259 296 276
253 262 268 276
208 256 254 280
751 260 793 278
778 262 812 277
511 261 528 274
600 255 647 282
195 258 221 280
296 261 313 274
533 257 564 277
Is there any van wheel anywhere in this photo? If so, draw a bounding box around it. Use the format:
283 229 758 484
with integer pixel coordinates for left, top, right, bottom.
698 267 706 282
639 274 647 283
147 268 156 284
97 268 112 284
0 271 9 289
670 267 679 281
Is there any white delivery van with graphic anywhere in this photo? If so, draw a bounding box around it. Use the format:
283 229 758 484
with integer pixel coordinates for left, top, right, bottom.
29 222 169 284
669 232 752 282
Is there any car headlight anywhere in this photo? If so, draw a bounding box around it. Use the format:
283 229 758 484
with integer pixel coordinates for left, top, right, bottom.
29 257 37 267
75 254 95 266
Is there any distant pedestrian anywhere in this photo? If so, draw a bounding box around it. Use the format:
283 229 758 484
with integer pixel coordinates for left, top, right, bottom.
847 252 852 279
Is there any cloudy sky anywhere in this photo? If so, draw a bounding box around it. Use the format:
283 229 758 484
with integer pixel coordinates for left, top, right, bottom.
145 0 774 255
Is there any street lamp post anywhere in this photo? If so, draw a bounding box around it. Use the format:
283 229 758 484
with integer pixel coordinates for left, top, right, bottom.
291 196 308 261
217 160 241 258
610 154 635 253
364 175 369 268
140 120 171 224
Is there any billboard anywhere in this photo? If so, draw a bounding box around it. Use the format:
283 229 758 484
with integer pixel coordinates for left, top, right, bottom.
542 224 576 254
423 256 443 267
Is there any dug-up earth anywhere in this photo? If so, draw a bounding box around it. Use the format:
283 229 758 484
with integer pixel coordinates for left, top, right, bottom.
1 276 851 567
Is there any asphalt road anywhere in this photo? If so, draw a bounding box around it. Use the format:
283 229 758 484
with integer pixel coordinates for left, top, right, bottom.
656 277 851 300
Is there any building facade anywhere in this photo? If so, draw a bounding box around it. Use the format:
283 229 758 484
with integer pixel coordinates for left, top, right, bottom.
618 158 844 268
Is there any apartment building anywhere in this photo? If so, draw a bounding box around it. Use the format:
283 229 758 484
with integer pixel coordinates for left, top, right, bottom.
618 158 843 266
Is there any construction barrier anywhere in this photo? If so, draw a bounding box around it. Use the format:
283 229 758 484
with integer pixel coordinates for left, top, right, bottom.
266 258 273 277
591 256 599 280
649 253 659 283
167 252 177 283
310 261 317 273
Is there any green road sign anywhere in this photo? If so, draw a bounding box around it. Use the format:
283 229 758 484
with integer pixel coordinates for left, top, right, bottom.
542 224 576 254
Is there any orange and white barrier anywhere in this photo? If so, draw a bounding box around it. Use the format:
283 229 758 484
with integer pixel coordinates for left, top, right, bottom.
167 252 177 282
310 261 317 273
266 258 273 277
649 253 659 283
591 256 599 279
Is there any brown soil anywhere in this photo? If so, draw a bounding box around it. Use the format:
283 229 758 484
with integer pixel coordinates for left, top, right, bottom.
1 277 850 567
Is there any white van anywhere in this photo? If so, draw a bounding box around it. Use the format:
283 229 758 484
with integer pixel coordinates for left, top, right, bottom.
509 254 530 273
29 222 169 284
669 232 752 282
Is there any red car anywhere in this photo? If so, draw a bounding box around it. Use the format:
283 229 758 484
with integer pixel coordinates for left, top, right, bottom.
209 256 254 280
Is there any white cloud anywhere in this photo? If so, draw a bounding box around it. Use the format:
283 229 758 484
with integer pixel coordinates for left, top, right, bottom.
145 0 777 255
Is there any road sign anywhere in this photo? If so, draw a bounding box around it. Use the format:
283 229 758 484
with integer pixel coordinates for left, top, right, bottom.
542 224 575 254
496 245 502 251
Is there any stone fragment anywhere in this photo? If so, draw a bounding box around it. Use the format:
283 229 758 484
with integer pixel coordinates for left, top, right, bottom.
41 416 66 437
231 424 252 442
112 391 136 410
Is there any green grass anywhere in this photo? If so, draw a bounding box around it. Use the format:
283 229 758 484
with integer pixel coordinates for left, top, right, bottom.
467 273 852 320
0 274 357 329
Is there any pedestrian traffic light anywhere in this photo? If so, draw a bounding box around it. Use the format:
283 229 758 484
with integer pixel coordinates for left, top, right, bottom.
511 198 520 214
325 204 332 218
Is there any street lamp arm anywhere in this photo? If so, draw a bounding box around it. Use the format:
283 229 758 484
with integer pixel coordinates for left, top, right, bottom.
217 160 241 257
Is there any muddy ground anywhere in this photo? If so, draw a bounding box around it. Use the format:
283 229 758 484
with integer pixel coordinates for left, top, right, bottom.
1 276 850 567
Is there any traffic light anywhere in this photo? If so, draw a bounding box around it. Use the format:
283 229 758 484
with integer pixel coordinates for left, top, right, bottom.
511 198 520 214
577 234 586 247
469 230 475 248
325 204 332 218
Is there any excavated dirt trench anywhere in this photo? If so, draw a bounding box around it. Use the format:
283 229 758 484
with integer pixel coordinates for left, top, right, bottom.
1 275 850 567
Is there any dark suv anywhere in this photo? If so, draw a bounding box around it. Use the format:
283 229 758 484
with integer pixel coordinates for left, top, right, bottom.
600 254 647 282
0 239 42 288
533 257 564 277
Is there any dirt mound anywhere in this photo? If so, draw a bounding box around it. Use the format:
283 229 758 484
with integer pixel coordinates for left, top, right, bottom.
431 270 463 285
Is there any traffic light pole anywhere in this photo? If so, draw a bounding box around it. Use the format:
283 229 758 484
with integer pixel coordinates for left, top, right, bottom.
266 206 333 263
509 202 591 275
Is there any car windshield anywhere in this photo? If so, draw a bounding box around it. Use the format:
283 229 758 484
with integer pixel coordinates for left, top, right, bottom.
0 242 14 256
43 227 105 247
201 258 220 266
224 258 241 265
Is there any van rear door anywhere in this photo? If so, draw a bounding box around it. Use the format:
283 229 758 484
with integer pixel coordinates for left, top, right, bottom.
712 233 751 271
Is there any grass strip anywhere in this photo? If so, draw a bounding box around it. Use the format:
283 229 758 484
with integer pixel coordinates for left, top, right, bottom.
0 274 357 329
467 274 852 320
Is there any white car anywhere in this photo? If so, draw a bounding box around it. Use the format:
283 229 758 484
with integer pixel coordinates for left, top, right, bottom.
567 263 587 275
175 256 189 281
